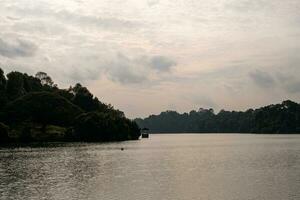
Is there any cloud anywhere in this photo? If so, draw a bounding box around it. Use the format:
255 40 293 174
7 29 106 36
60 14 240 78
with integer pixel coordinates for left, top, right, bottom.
1 0 300 118
107 64 146 84
68 67 102 83
149 56 176 72
103 53 176 84
56 10 140 31
6 16 21 21
147 0 160 6
0 38 38 58
105 53 147 84
198 97 217 109
249 69 300 93
12 20 67 35
275 72 300 94
7 5 140 32
249 69 275 88
225 0 272 12
286 81 300 93
190 95 217 109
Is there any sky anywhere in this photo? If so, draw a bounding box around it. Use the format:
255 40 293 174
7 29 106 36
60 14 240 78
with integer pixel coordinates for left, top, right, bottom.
0 0 300 118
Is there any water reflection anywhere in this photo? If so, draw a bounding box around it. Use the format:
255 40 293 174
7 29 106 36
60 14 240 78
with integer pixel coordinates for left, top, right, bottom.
0 134 300 200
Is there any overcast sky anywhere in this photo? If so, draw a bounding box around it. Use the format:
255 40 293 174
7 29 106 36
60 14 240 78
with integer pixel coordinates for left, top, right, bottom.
1 0 300 118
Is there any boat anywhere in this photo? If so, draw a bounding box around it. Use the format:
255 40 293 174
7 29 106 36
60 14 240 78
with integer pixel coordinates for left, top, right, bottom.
141 127 150 138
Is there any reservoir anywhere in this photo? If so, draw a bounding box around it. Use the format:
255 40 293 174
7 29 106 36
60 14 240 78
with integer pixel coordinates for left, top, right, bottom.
0 134 299 200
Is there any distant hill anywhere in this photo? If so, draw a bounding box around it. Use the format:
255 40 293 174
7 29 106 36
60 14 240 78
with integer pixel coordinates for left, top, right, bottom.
0 68 140 143
135 101 300 134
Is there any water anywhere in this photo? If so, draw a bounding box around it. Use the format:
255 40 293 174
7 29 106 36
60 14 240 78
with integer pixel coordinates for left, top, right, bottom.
0 134 300 200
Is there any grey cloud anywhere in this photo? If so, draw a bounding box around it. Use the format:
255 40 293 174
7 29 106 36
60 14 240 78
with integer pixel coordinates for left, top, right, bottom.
147 0 160 6
6 16 21 21
275 72 300 94
68 68 102 83
149 56 176 72
286 81 300 93
108 64 146 84
225 0 272 12
0 38 37 58
104 54 176 85
8 6 140 31
249 70 300 93
56 10 140 31
13 20 67 35
105 54 147 84
190 95 217 109
249 69 275 88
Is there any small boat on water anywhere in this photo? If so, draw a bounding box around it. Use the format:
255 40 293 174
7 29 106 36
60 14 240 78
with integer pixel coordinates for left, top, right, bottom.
141 127 149 138
142 133 149 138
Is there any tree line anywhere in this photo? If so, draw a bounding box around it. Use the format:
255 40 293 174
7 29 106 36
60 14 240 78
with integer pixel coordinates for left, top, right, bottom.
135 101 300 133
0 68 140 143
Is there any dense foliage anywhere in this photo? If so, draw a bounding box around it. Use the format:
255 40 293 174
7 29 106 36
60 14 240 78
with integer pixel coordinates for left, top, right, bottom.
0 68 140 143
135 101 300 133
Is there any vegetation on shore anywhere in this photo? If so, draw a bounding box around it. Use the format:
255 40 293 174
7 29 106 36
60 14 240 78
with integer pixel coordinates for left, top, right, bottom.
135 100 300 133
0 68 140 143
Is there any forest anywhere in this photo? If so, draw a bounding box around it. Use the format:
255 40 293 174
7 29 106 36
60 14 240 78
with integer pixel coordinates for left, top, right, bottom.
0 68 141 143
135 101 300 133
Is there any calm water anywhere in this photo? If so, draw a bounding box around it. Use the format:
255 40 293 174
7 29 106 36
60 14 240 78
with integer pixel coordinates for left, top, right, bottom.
0 134 300 200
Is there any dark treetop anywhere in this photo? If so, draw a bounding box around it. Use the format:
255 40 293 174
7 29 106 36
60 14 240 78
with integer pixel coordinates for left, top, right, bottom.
0 68 140 143
135 101 300 133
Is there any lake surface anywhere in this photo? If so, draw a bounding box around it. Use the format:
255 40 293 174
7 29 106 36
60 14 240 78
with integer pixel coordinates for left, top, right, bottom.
0 134 300 200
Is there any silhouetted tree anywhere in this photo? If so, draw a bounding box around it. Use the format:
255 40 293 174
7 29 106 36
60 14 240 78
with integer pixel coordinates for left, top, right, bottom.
35 72 54 87
5 92 82 127
74 112 140 141
0 68 141 143
69 83 100 112
6 71 26 100
136 101 300 134
0 68 6 90
0 68 7 110
23 74 43 92
0 122 10 143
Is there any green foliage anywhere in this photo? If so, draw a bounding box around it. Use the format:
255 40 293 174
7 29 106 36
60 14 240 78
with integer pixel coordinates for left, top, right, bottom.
0 69 7 110
0 91 8 111
5 92 83 126
70 83 100 112
5 71 46 100
0 68 6 90
74 112 140 141
0 122 10 143
136 101 300 134
30 125 67 142
35 72 54 87
6 71 26 100
0 67 141 143
23 74 43 92
253 100 300 133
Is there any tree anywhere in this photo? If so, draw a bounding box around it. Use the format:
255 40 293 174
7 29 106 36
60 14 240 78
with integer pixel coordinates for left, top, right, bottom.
70 83 100 112
6 71 26 100
74 112 140 141
135 100 300 134
5 92 83 127
0 122 10 143
0 68 141 143
0 68 6 90
23 74 43 92
35 72 54 87
0 68 7 110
